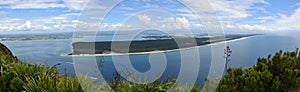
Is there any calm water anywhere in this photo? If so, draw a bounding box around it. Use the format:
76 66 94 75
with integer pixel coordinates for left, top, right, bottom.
2 32 300 87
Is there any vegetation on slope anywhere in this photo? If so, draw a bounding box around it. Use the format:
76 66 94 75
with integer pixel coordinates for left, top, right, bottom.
0 43 84 91
0 43 16 60
217 48 300 92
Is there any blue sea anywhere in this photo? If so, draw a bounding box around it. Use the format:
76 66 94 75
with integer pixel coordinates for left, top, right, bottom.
2 31 300 87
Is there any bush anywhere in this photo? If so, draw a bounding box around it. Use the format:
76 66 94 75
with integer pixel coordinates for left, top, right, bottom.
217 49 300 92
0 43 84 91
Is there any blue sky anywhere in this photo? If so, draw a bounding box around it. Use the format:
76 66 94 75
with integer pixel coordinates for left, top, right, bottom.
0 0 300 32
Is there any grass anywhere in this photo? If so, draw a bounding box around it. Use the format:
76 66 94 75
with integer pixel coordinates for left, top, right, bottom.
0 50 84 91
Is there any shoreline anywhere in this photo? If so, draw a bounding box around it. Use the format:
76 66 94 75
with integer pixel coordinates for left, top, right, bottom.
62 36 256 57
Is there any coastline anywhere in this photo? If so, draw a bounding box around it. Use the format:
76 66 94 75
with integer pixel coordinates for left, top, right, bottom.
62 36 256 57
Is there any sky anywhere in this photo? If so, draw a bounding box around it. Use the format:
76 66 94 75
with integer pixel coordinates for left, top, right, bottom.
0 0 300 33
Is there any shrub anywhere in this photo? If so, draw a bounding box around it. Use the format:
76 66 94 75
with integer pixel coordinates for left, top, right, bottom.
217 49 300 92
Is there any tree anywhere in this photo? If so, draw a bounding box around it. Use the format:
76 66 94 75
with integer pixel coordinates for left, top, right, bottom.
217 49 300 92
224 46 232 73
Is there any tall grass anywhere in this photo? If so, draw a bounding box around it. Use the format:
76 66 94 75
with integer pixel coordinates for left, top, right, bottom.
0 51 83 91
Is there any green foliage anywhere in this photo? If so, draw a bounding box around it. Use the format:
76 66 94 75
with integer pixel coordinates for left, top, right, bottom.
0 43 16 60
110 79 202 92
217 49 300 92
107 71 201 92
0 50 84 91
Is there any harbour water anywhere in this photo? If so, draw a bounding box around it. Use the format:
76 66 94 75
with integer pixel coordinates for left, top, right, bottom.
2 32 300 87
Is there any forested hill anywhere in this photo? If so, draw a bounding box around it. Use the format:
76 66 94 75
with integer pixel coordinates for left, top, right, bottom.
71 34 258 55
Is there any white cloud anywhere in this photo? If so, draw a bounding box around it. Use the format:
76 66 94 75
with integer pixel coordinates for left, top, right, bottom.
238 24 273 31
209 0 270 20
138 14 201 30
6 0 300 32
0 0 64 9
221 24 274 32
221 8 300 32
256 16 276 20
42 26 51 31
167 0 272 32
143 3 160 9
73 20 135 31
237 7 300 31
143 16 191 30
178 0 269 21
113 13 204 31
63 0 88 10
0 13 78 31
0 25 9 31
224 24 234 29
270 8 300 31
219 4 300 32
0 0 88 10
178 0 288 32
0 20 32 31
137 14 151 25
174 17 190 29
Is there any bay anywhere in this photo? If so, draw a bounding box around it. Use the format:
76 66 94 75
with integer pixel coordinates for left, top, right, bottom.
2 32 300 87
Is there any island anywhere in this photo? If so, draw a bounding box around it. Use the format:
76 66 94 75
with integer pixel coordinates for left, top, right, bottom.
69 34 260 55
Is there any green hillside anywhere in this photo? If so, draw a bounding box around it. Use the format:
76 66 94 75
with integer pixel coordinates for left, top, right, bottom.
0 43 16 59
0 43 84 91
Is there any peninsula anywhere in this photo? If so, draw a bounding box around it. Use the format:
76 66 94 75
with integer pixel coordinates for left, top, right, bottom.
69 34 259 55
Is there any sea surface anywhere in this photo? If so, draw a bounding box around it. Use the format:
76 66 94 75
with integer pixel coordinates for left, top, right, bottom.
2 31 300 87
